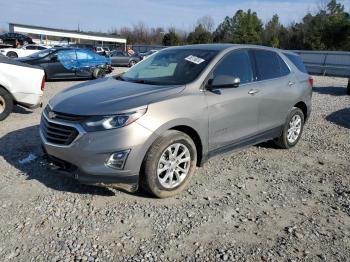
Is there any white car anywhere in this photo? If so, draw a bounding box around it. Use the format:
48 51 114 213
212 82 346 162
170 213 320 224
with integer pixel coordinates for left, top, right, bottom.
0 56 45 120
0 44 49 58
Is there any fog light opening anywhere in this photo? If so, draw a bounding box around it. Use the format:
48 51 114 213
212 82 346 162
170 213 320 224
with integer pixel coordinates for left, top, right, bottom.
106 150 130 170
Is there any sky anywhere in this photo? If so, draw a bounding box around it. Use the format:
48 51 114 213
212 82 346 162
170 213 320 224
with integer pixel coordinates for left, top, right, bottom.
0 0 349 33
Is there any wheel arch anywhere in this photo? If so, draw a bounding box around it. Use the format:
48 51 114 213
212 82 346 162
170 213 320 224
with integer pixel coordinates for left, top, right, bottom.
293 101 308 120
169 125 203 167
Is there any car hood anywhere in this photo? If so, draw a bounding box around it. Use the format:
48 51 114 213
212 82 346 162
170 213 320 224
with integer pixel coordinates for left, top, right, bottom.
49 77 185 116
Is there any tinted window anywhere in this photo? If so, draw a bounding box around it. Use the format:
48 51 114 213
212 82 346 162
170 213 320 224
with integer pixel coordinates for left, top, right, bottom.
25 45 36 50
254 50 290 80
283 53 307 73
37 46 47 50
29 48 56 58
213 50 253 84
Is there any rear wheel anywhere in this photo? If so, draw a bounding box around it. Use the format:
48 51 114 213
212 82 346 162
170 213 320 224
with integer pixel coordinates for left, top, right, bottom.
274 107 304 149
7 51 18 58
0 88 13 121
92 68 105 79
141 130 197 198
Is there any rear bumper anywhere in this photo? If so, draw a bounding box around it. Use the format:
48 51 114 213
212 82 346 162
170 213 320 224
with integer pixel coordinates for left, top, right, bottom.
13 92 42 108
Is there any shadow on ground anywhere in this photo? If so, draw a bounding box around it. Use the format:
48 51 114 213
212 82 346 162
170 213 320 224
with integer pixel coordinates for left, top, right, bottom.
0 125 115 196
13 105 32 115
326 108 350 129
313 86 348 96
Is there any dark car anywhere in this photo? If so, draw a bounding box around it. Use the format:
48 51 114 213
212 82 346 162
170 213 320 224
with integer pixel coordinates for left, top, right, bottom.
18 48 112 80
109 51 141 67
0 32 34 47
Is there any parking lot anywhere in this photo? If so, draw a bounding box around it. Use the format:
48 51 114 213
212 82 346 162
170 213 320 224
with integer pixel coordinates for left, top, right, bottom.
0 72 349 261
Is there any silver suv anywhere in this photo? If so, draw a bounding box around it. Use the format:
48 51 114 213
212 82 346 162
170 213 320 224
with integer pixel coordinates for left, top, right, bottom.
40 44 312 198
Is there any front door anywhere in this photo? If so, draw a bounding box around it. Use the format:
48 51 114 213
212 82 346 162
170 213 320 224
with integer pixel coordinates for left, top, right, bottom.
46 50 77 79
206 49 260 153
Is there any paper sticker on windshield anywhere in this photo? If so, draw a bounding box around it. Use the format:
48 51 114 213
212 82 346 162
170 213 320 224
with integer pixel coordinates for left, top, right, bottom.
185 55 205 65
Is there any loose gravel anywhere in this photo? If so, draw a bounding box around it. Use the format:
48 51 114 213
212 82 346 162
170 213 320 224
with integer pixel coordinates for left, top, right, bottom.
0 73 349 261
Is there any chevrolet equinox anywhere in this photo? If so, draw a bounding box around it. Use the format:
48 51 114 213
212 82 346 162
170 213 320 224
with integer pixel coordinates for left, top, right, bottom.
40 44 312 198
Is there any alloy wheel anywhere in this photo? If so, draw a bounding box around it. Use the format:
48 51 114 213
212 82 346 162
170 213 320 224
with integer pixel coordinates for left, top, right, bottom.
287 114 302 143
157 143 191 189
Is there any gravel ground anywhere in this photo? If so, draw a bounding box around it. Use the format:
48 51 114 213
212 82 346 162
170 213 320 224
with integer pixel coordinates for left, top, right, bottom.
0 72 349 262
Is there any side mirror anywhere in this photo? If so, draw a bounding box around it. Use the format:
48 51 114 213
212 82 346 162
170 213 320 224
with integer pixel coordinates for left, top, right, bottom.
50 55 58 62
207 75 240 89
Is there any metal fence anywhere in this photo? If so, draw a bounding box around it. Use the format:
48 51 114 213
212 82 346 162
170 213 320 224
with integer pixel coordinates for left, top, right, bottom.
292 50 350 78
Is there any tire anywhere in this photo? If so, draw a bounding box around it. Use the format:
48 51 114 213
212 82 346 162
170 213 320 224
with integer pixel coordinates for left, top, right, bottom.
0 87 14 121
129 60 136 67
141 130 197 198
92 68 105 79
274 107 305 149
347 78 350 95
6 51 18 58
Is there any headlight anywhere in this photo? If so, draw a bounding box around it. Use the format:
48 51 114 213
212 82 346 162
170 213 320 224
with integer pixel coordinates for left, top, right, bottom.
82 108 147 132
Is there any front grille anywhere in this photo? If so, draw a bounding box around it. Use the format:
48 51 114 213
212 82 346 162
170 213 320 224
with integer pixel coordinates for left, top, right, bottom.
41 116 79 146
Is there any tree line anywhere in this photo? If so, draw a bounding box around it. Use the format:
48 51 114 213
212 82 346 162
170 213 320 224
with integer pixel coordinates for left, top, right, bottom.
110 0 349 51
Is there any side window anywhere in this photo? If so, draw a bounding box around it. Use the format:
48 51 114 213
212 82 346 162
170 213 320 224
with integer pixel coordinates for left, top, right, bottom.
25 45 36 50
37 46 46 50
278 55 291 76
254 50 290 81
283 53 307 73
76 50 94 60
213 50 253 84
57 50 77 61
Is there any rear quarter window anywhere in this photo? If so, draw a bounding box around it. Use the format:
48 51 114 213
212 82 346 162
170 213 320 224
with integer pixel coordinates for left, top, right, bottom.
283 53 307 73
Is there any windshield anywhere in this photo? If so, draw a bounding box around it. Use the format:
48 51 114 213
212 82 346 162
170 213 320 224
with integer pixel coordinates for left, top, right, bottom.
121 49 218 85
30 48 56 58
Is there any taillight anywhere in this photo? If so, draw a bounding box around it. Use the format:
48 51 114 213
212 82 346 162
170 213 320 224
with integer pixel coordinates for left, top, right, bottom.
308 77 313 87
41 75 45 91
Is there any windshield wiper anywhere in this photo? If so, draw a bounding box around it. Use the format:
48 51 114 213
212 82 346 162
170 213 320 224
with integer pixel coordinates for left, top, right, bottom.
125 78 158 85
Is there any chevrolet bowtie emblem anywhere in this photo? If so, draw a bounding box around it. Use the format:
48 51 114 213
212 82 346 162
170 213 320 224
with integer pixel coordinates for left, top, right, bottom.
48 111 56 119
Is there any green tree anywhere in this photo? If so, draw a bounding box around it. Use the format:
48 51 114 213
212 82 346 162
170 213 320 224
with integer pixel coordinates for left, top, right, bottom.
187 24 212 44
263 14 282 48
213 10 263 44
162 30 180 46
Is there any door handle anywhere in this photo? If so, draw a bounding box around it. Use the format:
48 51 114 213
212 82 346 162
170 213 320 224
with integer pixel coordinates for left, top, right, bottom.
248 89 260 95
288 81 295 87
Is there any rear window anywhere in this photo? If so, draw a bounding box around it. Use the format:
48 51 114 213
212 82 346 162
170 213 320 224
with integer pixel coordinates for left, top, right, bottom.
283 53 307 73
254 50 290 81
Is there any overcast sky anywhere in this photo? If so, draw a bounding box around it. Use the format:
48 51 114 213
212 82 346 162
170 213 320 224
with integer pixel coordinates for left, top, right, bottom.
0 0 349 32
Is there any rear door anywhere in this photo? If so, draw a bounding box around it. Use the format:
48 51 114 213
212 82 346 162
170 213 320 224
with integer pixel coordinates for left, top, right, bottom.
251 49 295 133
206 49 260 153
111 51 128 66
75 49 96 78
46 50 77 79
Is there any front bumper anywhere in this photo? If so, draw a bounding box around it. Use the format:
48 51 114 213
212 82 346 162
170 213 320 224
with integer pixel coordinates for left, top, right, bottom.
40 114 157 190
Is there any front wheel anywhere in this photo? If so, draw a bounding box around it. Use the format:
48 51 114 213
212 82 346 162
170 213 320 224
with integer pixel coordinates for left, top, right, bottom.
141 130 197 198
274 107 305 149
0 87 14 121
7 51 18 58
